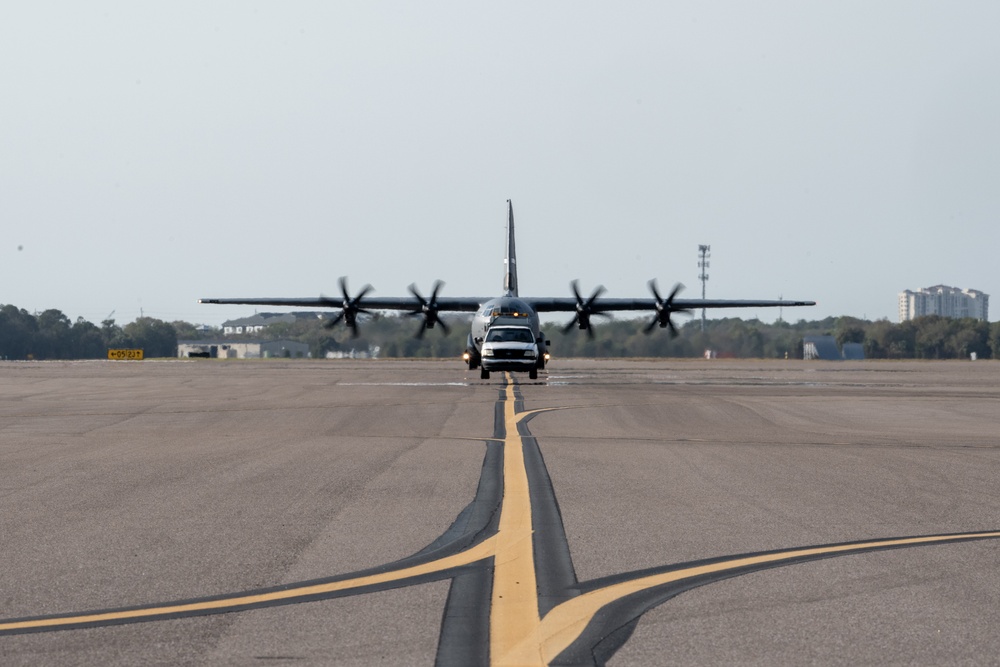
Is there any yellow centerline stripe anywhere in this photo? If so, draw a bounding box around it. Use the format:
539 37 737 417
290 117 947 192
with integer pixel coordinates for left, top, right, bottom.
490 378 545 667
0 537 497 633
536 530 1000 664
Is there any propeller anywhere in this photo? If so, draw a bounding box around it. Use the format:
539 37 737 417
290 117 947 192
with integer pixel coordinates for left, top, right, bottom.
562 280 608 339
407 280 450 338
322 277 373 338
643 280 690 337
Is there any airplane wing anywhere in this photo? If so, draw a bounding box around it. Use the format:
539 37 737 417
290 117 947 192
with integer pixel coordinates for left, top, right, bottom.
200 279 487 338
522 281 815 336
521 279 814 313
522 297 815 312
201 277 485 314
198 296 485 312
199 296 813 312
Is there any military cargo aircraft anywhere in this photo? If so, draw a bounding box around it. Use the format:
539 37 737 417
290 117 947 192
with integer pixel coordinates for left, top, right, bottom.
200 200 815 377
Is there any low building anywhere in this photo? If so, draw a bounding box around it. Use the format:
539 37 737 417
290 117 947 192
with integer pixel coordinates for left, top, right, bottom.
803 336 866 361
841 343 865 360
222 312 323 336
898 286 989 322
803 335 843 360
178 339 310 359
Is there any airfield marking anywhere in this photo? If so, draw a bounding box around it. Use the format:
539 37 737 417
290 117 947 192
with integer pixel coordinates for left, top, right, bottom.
531 531 1000 664
3 374 1000 666
489 381 542 664
0 538 498 634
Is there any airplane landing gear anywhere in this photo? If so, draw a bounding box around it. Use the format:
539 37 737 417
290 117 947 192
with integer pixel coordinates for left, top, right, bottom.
467 352 480 370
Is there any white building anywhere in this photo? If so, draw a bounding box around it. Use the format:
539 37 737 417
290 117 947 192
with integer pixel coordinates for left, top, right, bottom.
178 339 310 359
898 285 989 322
221 312 325 336
222 313 297 336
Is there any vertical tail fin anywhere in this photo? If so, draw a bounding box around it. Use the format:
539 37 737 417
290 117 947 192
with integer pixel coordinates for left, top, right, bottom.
504 199 518 296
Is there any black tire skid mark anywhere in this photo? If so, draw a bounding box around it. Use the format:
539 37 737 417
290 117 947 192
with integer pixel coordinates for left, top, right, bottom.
552 532 1000 665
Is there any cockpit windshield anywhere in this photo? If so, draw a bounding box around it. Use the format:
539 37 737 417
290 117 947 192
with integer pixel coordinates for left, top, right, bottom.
486 328 533 343
487 299 530 318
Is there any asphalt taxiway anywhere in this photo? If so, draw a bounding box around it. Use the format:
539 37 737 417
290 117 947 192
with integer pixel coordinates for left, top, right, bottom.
2 359 999 665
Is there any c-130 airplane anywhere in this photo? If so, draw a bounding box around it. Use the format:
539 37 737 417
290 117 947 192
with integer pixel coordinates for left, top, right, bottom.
201 200 815 379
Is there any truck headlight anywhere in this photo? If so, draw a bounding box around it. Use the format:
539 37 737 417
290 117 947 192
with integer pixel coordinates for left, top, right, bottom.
482 347 494 357
525 349 536 358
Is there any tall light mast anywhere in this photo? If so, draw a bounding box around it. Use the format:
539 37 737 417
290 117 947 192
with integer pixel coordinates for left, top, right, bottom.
698 245 710 331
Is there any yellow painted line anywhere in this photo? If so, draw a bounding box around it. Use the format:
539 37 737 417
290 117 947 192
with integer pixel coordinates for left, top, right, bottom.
3 384 529 636
489 378 544 667
516 406 577 419
536 530 1000 664
0 536 497 634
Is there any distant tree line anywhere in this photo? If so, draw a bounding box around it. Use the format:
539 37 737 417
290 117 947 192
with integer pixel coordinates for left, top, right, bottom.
199 311 1000 361
0 306 179 360
545 314 1000 361
2 303 999 361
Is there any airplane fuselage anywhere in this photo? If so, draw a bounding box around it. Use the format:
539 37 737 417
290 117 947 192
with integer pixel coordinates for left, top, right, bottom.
471 296 540 345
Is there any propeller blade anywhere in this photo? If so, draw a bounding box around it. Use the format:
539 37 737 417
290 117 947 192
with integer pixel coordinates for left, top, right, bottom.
408 280 449 337
324 311 345 329
323 278 375 335
648 279 662 304
645 280 691 335
585 285 606 308
666 282 684 306
565 280 607 335
407 283 426 306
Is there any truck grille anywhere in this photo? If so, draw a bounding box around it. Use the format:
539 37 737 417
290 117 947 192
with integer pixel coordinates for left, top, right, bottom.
492 349 527 359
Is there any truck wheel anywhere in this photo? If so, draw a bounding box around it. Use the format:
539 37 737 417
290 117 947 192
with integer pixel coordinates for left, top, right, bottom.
529 368 538 380
480 368 490 380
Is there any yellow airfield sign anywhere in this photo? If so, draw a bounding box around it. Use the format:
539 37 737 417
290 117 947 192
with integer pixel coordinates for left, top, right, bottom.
108 349 144 361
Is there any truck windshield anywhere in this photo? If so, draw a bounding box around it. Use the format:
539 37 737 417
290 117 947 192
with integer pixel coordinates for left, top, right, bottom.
487 329 533 343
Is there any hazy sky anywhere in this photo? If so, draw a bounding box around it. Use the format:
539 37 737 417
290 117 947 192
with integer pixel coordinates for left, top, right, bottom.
3 3 998 327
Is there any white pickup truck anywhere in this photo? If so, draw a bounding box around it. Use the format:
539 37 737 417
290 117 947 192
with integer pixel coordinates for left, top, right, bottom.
479 325 539 380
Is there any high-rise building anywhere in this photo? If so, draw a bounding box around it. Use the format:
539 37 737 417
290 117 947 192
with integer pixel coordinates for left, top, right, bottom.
898 285 989 322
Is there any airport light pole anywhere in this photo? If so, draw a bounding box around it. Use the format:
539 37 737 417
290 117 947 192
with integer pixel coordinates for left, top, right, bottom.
698 245 710 332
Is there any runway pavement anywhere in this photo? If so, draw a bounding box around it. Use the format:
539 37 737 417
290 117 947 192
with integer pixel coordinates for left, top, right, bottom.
1 358 999 665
